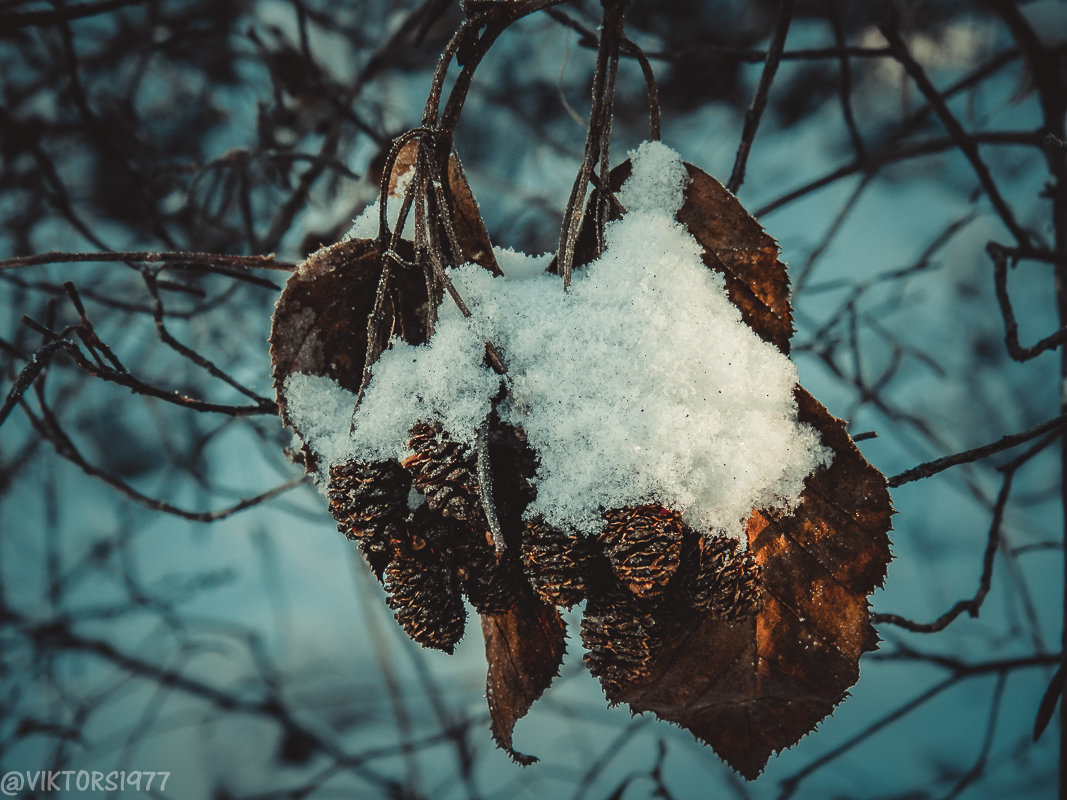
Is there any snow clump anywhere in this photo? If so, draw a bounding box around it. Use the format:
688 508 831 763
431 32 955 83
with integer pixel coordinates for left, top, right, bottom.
285 140 831 541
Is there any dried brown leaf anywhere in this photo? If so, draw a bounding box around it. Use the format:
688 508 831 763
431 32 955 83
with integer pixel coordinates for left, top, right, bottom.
269 138 500 464
389 139 500 274
481 591 567 765
268 237 429 463
610 390 892 779
676 163 792 353
563 157 891 778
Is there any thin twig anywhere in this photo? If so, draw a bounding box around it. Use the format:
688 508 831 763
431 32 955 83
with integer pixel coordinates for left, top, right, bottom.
879 13 1031 247
727 0 793 194
889 413 1067 487
0 250 297 272
990 242 1067 360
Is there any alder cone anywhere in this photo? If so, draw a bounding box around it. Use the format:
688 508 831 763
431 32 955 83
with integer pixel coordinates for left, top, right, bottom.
677 532 763 619
404 421 483 523
384 511 467 653
456 526 524 614
327 459 411 580
521 518 593 608
581 586 660 701
600 505 684 599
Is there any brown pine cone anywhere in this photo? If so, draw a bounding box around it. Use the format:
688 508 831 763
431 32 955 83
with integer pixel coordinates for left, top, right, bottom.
581 588 659 701
384 514 466 653
679 533 763 619
328 459 410 580
403 422 483 523
455 526 523 614
521 518 593 608
599 505 684 598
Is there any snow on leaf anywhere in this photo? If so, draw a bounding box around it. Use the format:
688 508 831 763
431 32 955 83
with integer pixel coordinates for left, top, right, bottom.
571 153 893 778
269 140 497 470
609 388 892 779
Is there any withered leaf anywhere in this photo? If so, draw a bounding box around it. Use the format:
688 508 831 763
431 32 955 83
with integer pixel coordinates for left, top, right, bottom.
566 157 891 778
481 591 567 765
387 139 501 275
268 236 430 472
676 163 792 354
270 138 500 461
610 390 892 779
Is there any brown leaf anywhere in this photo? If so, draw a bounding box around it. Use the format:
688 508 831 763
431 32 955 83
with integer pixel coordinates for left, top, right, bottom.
481 591 567 765
676 163 792 353
444 148 500 274
387 139 500 274
269 137 500 459
610 390 892 779
268 237 428 448
555 153 892 777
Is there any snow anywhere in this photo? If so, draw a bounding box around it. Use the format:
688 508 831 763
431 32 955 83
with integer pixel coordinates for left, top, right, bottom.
285 140 831 539
616 139 690 215
344 166 415 240
282 372 357 479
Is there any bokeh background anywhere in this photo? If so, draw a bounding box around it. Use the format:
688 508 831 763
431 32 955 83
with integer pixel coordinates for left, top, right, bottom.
1 1 1063 797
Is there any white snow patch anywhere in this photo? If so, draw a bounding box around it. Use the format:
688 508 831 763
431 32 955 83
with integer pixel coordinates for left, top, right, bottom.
616 139 690 216
284 140 831 540
494 246 552 280
345 167 415 241
283 372 356 482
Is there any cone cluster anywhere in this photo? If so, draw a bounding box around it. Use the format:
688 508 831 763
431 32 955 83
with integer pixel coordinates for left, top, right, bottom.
327 419 763 678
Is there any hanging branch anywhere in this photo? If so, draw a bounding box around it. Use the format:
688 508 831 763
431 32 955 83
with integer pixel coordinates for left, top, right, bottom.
727 0 793 195
361 1 578 387
556 0 629 287
544 8 660 142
